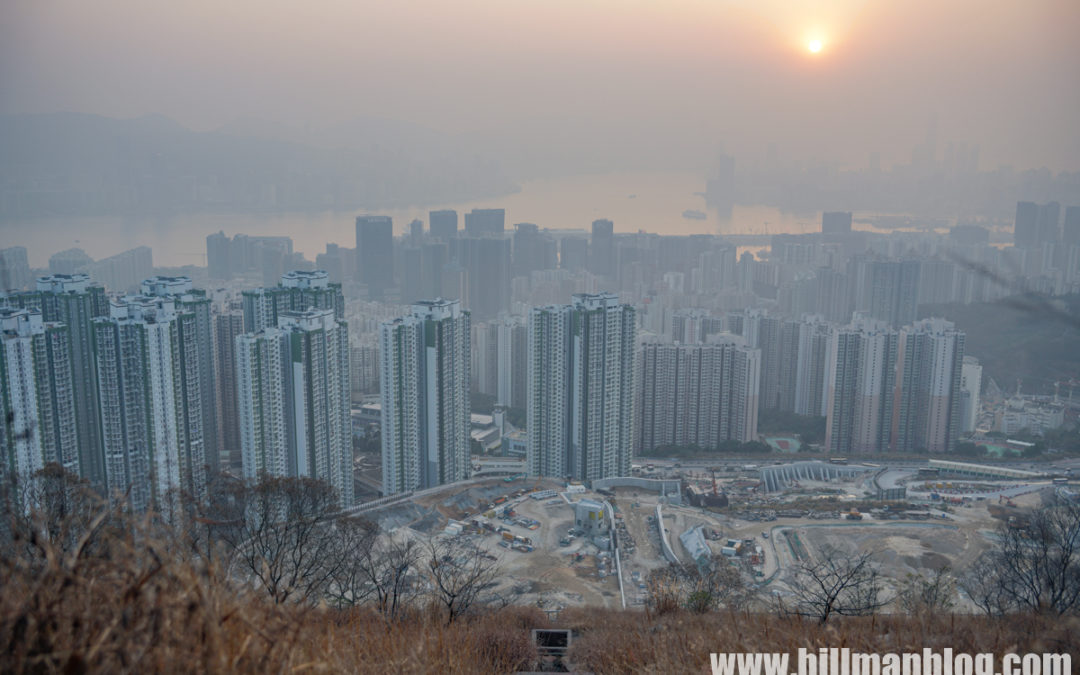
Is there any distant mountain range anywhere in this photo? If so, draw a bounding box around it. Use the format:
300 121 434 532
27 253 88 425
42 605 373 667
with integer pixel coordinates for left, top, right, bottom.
0 113 517 220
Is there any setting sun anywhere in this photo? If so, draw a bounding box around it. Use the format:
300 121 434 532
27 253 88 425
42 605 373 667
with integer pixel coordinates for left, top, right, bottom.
808 39 823 53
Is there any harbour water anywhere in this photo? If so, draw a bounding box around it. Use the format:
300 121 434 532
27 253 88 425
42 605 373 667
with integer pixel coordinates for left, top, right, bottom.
5 171 851 267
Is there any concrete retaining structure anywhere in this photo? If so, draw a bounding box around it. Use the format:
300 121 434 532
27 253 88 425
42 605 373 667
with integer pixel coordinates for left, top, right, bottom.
344 491 415 514
679 524 711 564
592 477 683 504
759 461 871 493
655 504 681 564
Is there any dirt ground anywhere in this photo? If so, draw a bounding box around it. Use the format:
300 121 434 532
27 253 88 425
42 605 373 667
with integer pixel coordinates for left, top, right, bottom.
759 488 1055 608
365 474 1055 611
477 496 621 609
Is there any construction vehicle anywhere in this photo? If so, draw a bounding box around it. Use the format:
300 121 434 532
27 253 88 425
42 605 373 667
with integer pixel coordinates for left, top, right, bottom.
846 508 863 521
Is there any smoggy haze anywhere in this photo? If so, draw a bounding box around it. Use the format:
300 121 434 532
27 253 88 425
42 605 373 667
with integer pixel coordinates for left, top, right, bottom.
2 0 1079 174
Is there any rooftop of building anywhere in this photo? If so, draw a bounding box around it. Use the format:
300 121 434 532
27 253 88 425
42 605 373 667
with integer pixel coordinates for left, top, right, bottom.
280 269 331 288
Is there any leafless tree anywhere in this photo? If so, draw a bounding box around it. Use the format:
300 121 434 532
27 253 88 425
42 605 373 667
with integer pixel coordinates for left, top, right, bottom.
784 545 890 623
959 552 1018 616
967 501 1080 615
322 516 380 608
178 470 247 568
897 565 957 615
221 475 343 605
424 535 501 625
647 556 752 614
0 463 112 566
355 531 422 620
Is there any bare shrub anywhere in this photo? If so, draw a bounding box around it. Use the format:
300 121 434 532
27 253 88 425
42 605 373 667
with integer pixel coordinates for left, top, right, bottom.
219 474 343 605
962 501 1080 616
424 535 501 624
897 565 957 615
783 545 891 623
645 565 683 616
647 556 752 615
322 516 380 608
961 552 1020 616
0 480 540 673
354 531 422 620
0 463 107 566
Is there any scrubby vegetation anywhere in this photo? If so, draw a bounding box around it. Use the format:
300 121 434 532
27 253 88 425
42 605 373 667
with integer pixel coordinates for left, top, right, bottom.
0 468 537 673
3 534 1077 674
2 466 1079 673
919 293 1080 396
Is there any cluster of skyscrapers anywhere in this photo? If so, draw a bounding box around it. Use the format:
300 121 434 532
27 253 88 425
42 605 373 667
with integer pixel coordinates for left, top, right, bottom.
635 308 972 456
375 292 640 494
0 270 355 515
1 275 217 515
825 316 966 454
4 196 1074 508
637 337 760 451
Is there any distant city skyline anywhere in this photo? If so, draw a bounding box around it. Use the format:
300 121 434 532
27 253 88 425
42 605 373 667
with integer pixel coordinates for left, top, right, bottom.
1 187 1078 511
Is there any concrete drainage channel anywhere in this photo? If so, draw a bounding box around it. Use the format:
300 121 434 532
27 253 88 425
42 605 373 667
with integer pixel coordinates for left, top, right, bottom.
520 628 576 673
604 499 627 609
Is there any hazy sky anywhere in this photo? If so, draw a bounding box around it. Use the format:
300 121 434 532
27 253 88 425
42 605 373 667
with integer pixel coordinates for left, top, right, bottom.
3 0 1078 172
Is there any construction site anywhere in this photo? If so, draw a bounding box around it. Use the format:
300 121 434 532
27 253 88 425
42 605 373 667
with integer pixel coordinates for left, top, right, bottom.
353 457 1075 612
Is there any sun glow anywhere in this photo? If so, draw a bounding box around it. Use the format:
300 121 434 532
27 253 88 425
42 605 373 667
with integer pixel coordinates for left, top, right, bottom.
807 39 823 53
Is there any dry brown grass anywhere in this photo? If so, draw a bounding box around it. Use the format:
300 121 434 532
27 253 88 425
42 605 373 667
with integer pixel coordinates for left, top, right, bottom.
2 515 1077 674
0 516 543 674
1 558 542 674
561 607 1080 674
